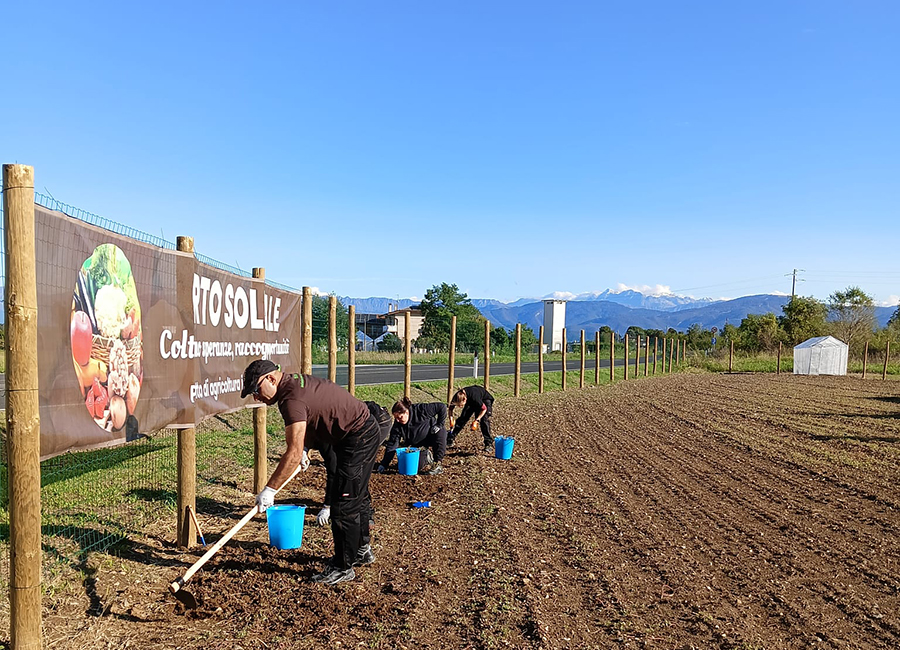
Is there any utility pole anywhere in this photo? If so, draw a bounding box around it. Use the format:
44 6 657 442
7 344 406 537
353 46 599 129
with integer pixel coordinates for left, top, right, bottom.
787 268 805 303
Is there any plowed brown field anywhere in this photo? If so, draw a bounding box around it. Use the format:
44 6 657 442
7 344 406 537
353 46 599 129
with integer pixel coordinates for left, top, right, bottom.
29 373 900 649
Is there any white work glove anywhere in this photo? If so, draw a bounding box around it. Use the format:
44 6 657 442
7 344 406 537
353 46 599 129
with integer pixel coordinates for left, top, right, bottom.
301 448 310 472
256 486 276 513
316 506 331 526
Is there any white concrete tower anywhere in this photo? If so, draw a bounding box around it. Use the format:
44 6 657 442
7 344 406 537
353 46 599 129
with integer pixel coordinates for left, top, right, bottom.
542 300 567 352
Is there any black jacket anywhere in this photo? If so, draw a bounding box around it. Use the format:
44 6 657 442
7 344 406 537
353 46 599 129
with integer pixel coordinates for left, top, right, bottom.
451 385 493 434
381 402 447 466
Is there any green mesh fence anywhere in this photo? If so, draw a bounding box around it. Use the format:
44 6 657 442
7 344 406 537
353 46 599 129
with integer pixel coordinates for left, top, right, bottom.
39 432 178 557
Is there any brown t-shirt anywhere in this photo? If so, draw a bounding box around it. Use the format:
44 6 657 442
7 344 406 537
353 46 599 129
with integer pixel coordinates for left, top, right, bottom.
275 373 369 445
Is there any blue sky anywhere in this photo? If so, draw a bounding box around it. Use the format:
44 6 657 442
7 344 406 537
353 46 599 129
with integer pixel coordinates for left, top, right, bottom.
3 1 899 306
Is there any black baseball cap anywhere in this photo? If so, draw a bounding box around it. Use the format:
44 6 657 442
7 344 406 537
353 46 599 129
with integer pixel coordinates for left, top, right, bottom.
241 359 280 398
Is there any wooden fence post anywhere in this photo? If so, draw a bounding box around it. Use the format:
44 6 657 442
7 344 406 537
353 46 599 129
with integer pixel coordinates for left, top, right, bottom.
176 235 196 548
777 341 782 375
447 316 456 404
4 164 43 650
301 287 312 375
729 340 734 373
404 311 411 398
348 305 356 395
863 341 869 379
635 335 641 377
327 295 337 383
595 331 601 385
252 267 267 493
579 330 586 388
484 319 491 392
669 337 675 372
610 332 615 383
644 336 649 376
538 325 544 394
675 337 680 365
447 316 457 404
561 328 567 390
624 334 629 380
653 337 658 374
883 341 891 381
514 324 521 397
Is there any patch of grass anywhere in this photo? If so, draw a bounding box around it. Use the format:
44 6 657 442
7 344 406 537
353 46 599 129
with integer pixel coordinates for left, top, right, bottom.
688 353 793 373
688 351 900 377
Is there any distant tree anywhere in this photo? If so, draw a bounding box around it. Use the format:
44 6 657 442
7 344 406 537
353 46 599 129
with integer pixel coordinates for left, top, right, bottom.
418 283 484 352
379 333 403 353
737 313 781 352
626 326 646 339
311 294 350 350
643 328 666 341
889 305 900 330
519 325 538 352
721 322 740 349
779 295 827 345
828 286 875 349
598 325 614 347
456 319 484 353
686 323 713 350
490 326 513 353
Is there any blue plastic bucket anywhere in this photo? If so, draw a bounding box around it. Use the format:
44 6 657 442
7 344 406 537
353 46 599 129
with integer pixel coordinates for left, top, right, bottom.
266 504 306 550
494 436 514 460
397 447 421 475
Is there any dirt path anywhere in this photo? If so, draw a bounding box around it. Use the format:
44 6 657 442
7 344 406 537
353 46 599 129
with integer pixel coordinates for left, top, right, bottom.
14 372 900 649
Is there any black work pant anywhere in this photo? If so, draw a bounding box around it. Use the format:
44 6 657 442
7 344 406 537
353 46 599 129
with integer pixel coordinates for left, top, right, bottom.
423 427 448 463
451 402 494 447
328 414 382 569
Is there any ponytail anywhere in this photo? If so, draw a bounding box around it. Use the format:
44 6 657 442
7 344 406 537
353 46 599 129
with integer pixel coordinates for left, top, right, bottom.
391 396 412 416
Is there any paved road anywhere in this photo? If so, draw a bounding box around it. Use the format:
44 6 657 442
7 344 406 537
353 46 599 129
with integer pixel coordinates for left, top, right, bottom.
310 357 641 387
0 356 652 402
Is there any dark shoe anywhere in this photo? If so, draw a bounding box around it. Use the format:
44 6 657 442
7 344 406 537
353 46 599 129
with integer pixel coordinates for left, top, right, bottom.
417 448 435 472
482 443 494 454
353 544 375 567
446 436 456 448
310 561 338 583
424 463 443 475
323 567 356 585
311 563 356 585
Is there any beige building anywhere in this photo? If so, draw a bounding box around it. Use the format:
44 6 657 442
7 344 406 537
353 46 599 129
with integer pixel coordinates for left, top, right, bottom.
381 306 425 343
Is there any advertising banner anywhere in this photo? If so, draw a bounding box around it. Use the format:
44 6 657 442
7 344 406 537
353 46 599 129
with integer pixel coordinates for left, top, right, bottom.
34 205 302 459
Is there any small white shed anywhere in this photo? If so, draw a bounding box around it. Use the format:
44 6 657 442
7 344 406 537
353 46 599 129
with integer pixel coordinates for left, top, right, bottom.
793 336 848 376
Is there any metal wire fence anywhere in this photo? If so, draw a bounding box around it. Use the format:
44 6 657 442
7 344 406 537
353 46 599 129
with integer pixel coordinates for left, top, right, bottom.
0 190 678 571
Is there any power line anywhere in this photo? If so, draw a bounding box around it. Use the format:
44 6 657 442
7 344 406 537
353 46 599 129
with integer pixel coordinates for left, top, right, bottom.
671 274 786 293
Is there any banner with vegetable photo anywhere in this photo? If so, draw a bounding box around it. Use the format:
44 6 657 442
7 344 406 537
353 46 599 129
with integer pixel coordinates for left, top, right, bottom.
34 205 302 460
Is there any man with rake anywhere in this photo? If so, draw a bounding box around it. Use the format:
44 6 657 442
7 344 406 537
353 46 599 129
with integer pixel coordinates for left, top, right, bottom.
241 359 382 585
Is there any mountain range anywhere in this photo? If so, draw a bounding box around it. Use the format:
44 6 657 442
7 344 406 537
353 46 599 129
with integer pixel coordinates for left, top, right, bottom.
339 292 896 335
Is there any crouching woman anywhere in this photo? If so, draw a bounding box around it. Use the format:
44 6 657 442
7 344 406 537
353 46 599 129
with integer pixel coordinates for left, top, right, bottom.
377 397 448 475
